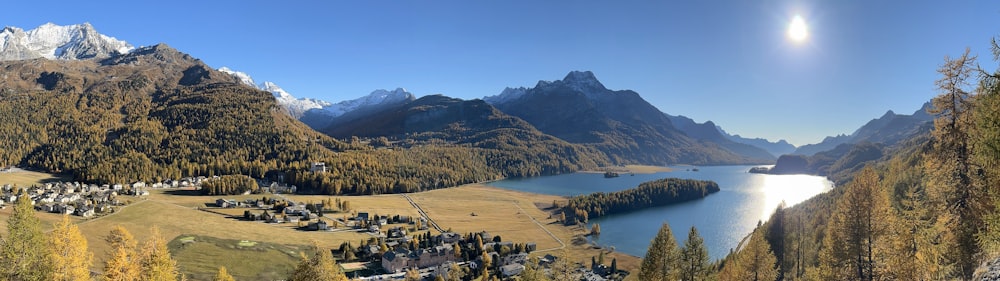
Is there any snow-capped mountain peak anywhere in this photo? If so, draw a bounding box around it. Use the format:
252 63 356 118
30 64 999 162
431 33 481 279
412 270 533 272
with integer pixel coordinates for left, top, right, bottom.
261 81 294 100
322 88 415 118
0 22 133 61
218 67 256 87
483 87 528 105
218 66 330 118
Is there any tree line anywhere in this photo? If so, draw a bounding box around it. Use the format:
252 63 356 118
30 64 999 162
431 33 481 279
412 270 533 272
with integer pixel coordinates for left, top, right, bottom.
710 40 1000 280
200 175 259 195
635 38 1000 281
560 178 719 225
0 58 609 195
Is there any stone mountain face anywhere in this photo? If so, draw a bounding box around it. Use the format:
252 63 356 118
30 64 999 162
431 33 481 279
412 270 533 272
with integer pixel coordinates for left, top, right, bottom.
484 71 773 165
665 115 778 160
0 23 133 61
793 102 933 156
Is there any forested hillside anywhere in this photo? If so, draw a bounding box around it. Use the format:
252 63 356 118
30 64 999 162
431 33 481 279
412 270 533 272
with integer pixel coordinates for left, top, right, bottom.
490 71 774 165
676 42 1000 280
0 44 604 195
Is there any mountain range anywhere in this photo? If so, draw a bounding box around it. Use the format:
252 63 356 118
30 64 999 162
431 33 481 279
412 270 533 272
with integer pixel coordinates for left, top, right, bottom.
792 103 933 156
0 22 132 61
0 22 798 173
481 71 774 165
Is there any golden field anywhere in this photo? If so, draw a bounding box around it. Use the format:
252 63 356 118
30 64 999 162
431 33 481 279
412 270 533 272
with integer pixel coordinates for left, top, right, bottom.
0 171 642 280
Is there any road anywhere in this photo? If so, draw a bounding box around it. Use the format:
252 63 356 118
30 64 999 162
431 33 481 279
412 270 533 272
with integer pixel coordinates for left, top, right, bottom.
401 193 444 232
510 200 566 253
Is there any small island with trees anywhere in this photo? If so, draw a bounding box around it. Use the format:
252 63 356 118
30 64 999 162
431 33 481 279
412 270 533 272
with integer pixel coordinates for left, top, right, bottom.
557 178 720 225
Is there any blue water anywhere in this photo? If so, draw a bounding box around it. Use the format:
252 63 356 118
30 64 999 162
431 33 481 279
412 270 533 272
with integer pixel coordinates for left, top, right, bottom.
486 165 833 261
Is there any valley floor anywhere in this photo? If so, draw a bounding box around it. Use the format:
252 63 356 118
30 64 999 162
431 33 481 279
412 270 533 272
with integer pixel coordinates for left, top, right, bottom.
0 172 641 280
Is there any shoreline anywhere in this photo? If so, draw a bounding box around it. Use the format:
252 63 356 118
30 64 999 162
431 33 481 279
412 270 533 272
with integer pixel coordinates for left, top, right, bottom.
450 183 644 257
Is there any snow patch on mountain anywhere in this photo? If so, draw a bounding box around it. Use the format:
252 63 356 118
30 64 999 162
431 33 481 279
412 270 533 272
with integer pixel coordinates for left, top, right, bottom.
483 87 528 105
0 22 133 61
321 88 415 118
218 67 330 118
218 67 415 120
483 70 612 104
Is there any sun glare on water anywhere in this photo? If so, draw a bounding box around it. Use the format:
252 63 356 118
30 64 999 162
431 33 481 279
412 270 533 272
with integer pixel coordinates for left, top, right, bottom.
788 15 808 43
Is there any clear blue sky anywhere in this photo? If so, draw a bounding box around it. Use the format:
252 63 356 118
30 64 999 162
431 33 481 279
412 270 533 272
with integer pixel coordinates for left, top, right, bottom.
6 1 1000 146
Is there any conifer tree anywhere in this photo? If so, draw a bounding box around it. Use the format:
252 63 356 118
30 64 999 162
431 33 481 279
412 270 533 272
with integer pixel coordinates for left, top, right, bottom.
140 227 181 281
1 195 52 281
404 268 421 281
975 37 1000 254
680 226 710 281
103 226 141 281
925 47 980 279
213 266 235 281
519 257 550 281
49 215 93 281
288 245 347 281
639 222 681 281
818 166 893 281
445 262 465 281
719 232 777 281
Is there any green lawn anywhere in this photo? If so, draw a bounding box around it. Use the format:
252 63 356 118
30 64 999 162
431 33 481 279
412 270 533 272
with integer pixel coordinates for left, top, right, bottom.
168 234 316 281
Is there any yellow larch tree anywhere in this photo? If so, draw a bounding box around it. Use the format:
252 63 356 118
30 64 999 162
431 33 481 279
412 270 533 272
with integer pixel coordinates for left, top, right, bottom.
49 215 93 281
139 227 181 281
102 226 141 281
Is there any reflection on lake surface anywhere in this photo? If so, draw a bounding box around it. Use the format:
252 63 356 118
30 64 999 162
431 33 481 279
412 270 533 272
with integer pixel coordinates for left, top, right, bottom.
486 165 833 260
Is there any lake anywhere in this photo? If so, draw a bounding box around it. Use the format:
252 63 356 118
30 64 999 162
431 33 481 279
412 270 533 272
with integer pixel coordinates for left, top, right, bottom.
485 165 833 261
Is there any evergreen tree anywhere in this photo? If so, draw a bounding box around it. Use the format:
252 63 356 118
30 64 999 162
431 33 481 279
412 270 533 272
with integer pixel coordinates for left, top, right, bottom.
213 266 235 281
639 222 681 281
140 227 181 281
1 195 52 281
680 226 710 281
49 215 93 281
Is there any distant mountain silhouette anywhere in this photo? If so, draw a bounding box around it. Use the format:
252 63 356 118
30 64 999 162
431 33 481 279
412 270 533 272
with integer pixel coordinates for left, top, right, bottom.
665 115 776 160
485 71 773 165
793 102 933 156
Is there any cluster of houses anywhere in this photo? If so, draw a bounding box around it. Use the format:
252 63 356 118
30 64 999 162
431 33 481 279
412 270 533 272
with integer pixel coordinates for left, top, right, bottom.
0 176 220 218
1 181 138 218
228 198 324 226
379 230 537 279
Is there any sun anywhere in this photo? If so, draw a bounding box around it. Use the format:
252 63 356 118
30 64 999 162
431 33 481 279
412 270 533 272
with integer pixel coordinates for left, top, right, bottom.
787 15 808 42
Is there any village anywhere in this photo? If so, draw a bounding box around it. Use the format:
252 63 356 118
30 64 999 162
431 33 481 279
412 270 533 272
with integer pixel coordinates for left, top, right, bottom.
211 194 556 280
0 165 626 281
0 176 213 218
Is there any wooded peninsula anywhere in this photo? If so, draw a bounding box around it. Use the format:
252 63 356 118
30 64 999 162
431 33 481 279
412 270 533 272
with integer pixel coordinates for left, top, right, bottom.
560 178 719 225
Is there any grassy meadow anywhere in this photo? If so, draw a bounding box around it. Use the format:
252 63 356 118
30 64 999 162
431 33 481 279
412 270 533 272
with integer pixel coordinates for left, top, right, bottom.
0 170 643 280
0 169 72 188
